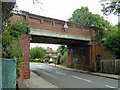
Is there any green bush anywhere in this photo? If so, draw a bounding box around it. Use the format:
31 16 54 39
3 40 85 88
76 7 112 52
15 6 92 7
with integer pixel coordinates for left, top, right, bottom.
33 58 41 62
30 59 34 62
34 58 39 62
41 60 43 63
44 55 53 58
44 58 49 62
38 59 41 62
56 56 60 64
56 45 67 64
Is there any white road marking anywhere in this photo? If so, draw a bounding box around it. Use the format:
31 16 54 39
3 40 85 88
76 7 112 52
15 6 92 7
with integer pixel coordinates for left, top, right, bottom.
83 79 91 82
105 85 116 88
56 71 66 75
71 76 91 82
71 76 84 80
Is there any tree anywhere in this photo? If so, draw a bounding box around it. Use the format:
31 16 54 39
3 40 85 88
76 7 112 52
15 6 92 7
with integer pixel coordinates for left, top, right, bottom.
30 47 46 59
104 24 120 58
2 2 16 28
68 6 112 43
100 0 120 58
68 7 94 26
101 0 120 16
56 45 67 64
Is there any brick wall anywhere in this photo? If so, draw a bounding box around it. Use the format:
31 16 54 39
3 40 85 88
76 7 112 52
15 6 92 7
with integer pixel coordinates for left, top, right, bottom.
28 15 93 38
17 33 30 86
65 46 91 70
12 12 30 86
91 41 115 60
96 45 115 60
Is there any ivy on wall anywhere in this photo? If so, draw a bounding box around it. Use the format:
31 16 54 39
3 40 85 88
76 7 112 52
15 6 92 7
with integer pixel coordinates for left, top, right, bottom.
2 18 30 58
2 17 30 86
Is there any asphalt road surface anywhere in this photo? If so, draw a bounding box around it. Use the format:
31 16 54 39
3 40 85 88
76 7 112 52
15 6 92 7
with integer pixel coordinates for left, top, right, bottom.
30 62 119 89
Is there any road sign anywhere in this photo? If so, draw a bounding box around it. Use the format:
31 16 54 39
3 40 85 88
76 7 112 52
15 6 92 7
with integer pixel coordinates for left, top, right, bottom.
63 22 68 29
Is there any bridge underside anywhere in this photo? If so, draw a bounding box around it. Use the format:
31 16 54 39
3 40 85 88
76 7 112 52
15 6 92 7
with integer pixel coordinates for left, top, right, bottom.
30 34 91 70
30 35 90 46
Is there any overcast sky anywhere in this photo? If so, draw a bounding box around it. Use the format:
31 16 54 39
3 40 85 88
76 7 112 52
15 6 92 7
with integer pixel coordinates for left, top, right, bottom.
16 0 118 50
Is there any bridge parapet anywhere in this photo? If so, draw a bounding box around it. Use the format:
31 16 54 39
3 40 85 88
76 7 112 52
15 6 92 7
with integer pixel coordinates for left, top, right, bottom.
12 11 96 42
28 13 93 39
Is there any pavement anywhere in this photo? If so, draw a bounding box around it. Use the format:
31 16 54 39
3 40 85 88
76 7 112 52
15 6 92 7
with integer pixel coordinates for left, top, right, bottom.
20 62 119 88
48 63 119 80
20 71 58 88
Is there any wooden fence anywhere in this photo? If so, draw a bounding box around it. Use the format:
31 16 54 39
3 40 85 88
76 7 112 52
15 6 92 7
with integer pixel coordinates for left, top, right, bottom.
91 59 120 74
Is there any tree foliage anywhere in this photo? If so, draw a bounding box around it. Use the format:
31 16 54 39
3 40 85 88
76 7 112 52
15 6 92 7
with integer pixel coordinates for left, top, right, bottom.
104 24 120 58
101 0 120 16
68 7 94 26
56 45 67 64
2 18 29 58
30 47 46 59
68 6 112 43
68 6 120 58
2 2 16 27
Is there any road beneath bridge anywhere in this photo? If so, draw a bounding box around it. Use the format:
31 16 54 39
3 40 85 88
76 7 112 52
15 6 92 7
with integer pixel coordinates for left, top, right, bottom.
30 62 118 89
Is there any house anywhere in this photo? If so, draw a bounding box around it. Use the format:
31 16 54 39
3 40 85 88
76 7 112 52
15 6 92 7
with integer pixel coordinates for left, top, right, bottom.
46 47 58 62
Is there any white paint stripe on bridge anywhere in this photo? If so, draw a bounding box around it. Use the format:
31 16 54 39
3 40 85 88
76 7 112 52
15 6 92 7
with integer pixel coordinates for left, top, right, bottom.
105 85 116 88
71 76 91 82
56 71 66 75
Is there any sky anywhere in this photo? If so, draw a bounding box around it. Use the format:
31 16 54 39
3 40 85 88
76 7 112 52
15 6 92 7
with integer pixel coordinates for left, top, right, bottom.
16 0 118 50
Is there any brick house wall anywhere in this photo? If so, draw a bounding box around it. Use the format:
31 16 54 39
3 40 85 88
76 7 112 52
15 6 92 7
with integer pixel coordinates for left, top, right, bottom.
46 47 58 62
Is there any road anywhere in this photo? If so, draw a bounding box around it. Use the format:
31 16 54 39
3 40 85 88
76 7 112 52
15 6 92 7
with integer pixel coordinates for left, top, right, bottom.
30 62 118 89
